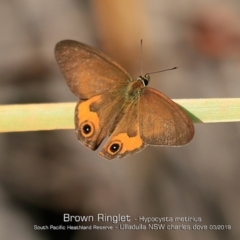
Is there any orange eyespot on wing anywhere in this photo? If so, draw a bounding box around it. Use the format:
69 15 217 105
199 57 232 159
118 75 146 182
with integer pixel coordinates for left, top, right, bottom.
75 92 127 150
100 101 146 160
100 132 145 160
75 97 102 150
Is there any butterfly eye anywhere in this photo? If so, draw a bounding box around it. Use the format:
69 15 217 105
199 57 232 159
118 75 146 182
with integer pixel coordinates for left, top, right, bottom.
80 121 95 138
108 141 123 155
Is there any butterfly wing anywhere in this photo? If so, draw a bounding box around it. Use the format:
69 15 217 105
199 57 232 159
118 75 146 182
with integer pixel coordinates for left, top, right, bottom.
55 40 132 99
55 40 134 150
100 100 146 160
75 91 127 150
139 87 194 146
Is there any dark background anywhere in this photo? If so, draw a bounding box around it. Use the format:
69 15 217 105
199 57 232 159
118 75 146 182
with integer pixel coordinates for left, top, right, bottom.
0 0 240 239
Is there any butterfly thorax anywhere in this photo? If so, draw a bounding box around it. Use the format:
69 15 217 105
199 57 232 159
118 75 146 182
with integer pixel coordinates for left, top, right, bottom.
126 74 150 100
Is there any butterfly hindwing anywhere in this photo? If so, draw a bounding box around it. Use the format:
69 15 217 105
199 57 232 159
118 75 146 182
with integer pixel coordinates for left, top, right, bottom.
75 91 127 150
139 87 194 146
100 100 146 160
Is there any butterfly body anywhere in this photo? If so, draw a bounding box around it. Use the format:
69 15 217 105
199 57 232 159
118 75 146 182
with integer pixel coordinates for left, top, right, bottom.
55 40 194 160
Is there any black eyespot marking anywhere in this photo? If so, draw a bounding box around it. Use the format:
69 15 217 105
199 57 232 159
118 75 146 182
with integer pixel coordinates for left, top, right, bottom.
108 140 123 155
110 143 120 153
83 124 91 134
80 121 94 137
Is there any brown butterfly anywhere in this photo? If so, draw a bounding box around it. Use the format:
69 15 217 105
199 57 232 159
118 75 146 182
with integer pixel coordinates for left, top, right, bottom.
55 40 194 160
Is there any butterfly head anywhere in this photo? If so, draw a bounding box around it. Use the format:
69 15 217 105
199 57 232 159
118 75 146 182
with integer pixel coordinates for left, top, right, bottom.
138 74 150 87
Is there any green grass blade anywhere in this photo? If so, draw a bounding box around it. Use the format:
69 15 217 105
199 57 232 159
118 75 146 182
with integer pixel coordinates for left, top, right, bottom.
176 98 240 123
0 102 75 132
0 99 240 133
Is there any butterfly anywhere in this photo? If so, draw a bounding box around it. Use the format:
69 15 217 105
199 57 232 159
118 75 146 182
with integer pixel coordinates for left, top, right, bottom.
55 40 194 160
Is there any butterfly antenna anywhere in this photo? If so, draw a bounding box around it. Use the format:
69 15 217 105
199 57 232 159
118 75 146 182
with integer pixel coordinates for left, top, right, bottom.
146 67 177 76
140 39 143 76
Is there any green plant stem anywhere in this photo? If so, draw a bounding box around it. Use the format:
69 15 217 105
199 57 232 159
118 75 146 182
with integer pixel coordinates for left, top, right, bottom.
0 99 240 133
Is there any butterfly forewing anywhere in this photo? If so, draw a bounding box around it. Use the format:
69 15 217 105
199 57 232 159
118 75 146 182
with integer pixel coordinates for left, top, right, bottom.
55 40 132 99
